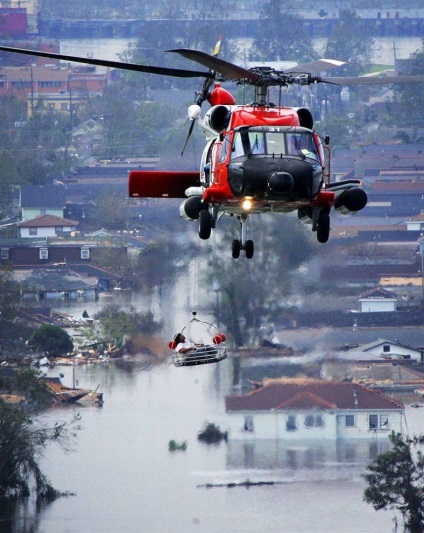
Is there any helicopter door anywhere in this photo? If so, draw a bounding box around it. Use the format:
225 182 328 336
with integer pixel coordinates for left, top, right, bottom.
210 141 223 185
201 139 216 187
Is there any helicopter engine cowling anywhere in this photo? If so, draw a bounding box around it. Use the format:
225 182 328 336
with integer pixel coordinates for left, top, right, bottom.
334 187 368 214
293 107 314 129
268 171 294 193
203 105 231 133
180 196 207 221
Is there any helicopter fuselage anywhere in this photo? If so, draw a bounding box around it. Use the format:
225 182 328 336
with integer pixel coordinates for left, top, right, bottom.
195 104 330 216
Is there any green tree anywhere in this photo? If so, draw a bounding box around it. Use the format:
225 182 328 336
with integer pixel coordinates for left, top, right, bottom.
249 1 318 63
325 9 374 76
392 45 424 132
0 263 22 358
136 240 189 292
0 150 18 220
95 304 162 344
205 215 314 347
364 431 424 533
93 190 129 230
0 399 79 501
29 324 74 357
0 368 52 408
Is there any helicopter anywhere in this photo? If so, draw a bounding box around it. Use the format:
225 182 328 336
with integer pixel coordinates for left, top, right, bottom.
1 43 424 259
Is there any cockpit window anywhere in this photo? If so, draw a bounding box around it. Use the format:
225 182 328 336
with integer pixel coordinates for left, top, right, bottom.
266 132 286 155
231 132 244 159
230 129 320 161
248 132 265 154
286 132 319 160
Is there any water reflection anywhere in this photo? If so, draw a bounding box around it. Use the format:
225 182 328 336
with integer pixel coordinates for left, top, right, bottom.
226 439 390 481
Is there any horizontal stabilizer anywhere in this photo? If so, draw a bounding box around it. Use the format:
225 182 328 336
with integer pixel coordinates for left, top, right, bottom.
129 170 200 199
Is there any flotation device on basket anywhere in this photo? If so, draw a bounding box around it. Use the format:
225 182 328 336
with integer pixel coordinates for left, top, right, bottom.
169 312 227 367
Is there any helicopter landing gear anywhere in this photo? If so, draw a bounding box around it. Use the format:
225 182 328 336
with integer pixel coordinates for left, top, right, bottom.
198 209 212 240
316 207 330 243
232 215 254 259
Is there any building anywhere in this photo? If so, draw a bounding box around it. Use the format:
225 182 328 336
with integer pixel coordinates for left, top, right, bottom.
18 214 78 239
331 338 424 363
17 268 99 301
7 0 39 33
0 65 110 114
225 381 404 440
321 361 424 392
20 184 67 221
405 213 424 232
0 242 91 264
359 286 398 312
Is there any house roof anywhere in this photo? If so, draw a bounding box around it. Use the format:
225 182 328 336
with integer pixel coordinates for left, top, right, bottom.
18 214 78 228
360 338 421 354
406 213 424 222
20 185 67 209
359 286 397 300
225 382 404 412
325 362 424 384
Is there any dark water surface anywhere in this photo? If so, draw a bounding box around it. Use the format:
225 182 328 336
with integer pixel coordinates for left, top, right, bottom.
2 358 413 532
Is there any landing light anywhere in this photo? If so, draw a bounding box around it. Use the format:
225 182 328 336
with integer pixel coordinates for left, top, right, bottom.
242 197 253 210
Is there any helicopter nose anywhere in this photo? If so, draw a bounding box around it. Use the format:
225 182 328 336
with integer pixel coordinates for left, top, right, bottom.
268 171 294 194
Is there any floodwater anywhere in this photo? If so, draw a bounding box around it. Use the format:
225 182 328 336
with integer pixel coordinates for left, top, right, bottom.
4 32 423 532
4 358 424 533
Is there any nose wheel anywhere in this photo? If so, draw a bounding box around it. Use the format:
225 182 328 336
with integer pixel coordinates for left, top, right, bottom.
232 215 254 259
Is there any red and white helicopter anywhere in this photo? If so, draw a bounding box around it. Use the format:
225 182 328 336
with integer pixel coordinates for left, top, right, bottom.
1 42 423 259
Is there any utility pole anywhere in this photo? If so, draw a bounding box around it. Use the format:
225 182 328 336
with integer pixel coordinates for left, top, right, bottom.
420 238 424 309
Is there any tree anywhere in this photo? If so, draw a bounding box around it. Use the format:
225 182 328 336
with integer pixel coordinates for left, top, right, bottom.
204 214 314 347
0 399 79 501
249 1 318 63
29 324 74 357
392 45 424 133
0 263 23 358
324 9 374 77
95 304 162 343
364 431 424 533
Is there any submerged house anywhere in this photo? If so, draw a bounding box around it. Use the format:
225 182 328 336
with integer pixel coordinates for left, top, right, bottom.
225 381 404 440
358 286 398 313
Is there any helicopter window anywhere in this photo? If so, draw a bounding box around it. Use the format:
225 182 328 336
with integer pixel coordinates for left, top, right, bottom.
219 136 230 163
266 132 286 156
248 132 265 155
286 132 319 160
231 132 245 159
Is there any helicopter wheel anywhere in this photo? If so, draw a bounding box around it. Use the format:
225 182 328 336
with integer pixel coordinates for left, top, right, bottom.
316 211 330 243
232 239 241 259
245 239 254 259
198 209 212 240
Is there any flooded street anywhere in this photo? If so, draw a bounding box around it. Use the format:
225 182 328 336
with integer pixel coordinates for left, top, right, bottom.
3 31 423 532
5 358 421 532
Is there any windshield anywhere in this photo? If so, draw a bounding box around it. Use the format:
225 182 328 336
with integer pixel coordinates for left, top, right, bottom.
231 130 320 161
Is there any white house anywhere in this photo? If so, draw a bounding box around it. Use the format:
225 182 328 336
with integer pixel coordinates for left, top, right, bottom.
18 214 79 239
225 381 404 440
356 339 423 361
332 338 423 362
405 213 424 231
359 286 397 312
20 184 67 221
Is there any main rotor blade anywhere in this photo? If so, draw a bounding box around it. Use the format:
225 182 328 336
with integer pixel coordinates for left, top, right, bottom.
169 48 260 82
0 45 213 79
320 74 424 86
286 59 346 75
